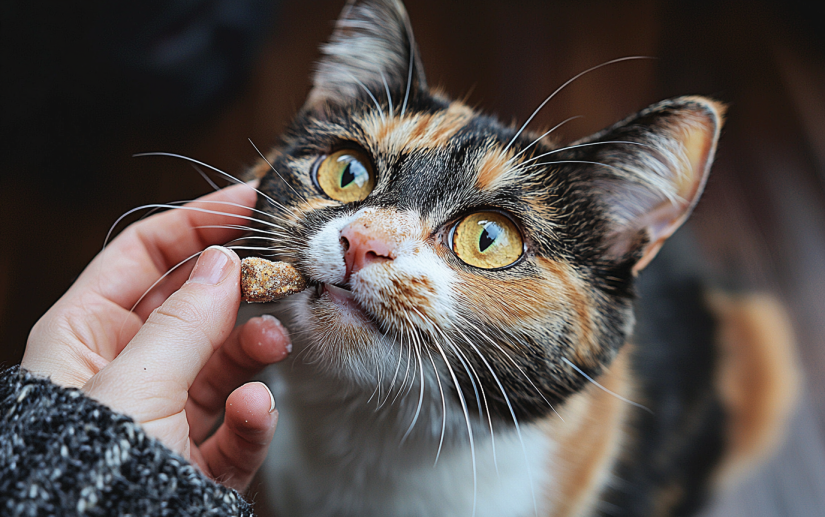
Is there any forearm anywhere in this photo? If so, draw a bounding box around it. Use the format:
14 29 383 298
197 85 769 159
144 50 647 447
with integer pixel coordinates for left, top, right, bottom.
0 366 254 517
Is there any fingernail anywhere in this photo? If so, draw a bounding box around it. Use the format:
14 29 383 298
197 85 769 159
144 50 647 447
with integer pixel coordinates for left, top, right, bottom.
189 246 233 285
253 381 277 413
260 314 293 355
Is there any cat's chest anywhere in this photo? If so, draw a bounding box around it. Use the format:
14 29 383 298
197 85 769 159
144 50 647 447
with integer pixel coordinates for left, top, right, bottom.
261 366 556 517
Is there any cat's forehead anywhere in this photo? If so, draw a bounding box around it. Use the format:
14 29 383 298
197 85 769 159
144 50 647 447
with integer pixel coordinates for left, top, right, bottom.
301 97 558 216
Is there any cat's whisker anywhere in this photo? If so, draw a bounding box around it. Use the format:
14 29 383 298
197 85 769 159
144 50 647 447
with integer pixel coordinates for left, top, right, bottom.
109 203 292 235
505 116 583 165
191 163 222 192
348 72 385 122
400 21 415 118
457 315 563 422
133 151 297 218
191 222 296 239
515 159 628 181
119 249 204 339
367 367 382 405
381 328 406 409
430 320 485 430
398 326 420 404
401 326 427 444
380 70 394 116
222 241 299 256
181 199 294 227
562 357 653 414
192 226 302 248
422 345 448 466
393 328 414 405
415 309 478 517
515 140 656 169
446 324 499 472
247 139 311 212
502 56 652 155
451 318 538 517
225 245 283 255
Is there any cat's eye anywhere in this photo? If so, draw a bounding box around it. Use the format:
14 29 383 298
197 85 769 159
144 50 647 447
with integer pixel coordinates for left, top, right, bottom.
315 149 375 203
451 212 523 269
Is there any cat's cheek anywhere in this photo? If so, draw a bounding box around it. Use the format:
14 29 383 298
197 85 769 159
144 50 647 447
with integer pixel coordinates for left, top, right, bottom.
305 217 349 284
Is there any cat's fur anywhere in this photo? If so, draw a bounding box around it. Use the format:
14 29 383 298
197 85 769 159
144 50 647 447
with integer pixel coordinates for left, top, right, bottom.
243 1 798 515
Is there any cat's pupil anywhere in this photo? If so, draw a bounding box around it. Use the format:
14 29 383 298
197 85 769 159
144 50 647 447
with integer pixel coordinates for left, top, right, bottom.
340 163 355 188
339 158 368 189
478 222 501 252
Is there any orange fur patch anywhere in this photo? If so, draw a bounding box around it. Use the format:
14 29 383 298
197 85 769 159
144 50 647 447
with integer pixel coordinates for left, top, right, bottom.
707 291 799 486
544 346 633 517
453 258 568 328
357 101 474 156
453 257 600 366
538 258 599 366
290 198 340 221
475 146 518 191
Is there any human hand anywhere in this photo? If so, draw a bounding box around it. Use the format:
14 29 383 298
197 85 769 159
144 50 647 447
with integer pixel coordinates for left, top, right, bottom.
21 183 288 492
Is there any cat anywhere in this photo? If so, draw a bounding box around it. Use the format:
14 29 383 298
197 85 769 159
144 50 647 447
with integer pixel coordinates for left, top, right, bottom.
235 1 798 515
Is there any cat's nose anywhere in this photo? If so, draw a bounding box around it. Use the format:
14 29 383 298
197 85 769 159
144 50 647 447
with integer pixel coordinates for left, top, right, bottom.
340 218 397 282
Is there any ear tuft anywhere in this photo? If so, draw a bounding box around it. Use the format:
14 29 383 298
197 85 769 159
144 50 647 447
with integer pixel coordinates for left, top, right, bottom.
306 0 426 110
572 96 725 273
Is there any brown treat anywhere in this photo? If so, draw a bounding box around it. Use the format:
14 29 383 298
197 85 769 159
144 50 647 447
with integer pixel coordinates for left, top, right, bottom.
240 257 307 303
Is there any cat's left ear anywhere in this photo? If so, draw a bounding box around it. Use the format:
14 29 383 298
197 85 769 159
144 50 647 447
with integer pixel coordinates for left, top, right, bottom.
574 96 725 274
305 0 427 110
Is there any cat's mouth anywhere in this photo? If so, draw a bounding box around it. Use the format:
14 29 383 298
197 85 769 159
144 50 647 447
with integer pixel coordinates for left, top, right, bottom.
315 281 373 323
316 281 351 301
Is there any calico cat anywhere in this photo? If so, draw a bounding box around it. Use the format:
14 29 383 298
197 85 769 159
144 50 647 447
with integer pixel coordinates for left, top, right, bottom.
240 1 798 515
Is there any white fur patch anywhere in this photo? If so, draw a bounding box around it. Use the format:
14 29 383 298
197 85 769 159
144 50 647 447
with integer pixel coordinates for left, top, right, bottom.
262 365 555 517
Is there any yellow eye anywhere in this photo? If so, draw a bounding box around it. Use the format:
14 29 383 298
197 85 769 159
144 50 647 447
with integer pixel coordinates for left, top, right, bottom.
452 212 523 269
315 149 375 203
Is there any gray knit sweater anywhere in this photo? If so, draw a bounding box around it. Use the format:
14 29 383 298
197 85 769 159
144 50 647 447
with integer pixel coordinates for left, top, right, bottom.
0 366 255 516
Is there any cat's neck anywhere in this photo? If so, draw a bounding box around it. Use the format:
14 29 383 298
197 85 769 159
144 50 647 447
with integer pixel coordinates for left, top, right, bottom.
263 341 633 517
267 358 554 517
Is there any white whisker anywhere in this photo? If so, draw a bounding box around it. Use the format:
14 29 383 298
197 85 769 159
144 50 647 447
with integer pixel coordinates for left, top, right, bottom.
191 163 221 192
562 357 652 413
515 159 628 178
422 345 448 466
506 116 583 165
133 151 296 217
452 318 542 516
457 316 562 422
380 70 394 116
415 308 477 517
401 27 415 118
247 139 311 211
502 56 653 154
348 72 385 121
516 140 657 169
402 326 427 443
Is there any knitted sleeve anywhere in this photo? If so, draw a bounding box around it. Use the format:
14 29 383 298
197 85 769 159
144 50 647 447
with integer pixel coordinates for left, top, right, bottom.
0 366 255 517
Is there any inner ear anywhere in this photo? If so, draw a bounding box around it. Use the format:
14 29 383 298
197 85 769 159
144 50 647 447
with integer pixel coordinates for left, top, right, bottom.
305 0 427 112
570 96 725 273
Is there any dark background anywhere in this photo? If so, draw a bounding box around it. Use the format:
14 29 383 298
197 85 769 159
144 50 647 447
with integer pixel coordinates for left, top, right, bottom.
2 1 823 514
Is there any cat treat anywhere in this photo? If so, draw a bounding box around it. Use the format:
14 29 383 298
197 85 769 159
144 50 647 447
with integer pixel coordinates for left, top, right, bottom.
240 257 307 303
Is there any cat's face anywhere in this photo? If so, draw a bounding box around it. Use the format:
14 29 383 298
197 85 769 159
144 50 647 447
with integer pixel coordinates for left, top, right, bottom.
250 0 723 425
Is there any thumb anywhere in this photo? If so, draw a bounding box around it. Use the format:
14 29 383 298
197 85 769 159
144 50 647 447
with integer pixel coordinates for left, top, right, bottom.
83 246 241 425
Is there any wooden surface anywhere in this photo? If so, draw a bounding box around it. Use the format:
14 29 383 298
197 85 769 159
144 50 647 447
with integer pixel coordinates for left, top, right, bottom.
2 1 823 514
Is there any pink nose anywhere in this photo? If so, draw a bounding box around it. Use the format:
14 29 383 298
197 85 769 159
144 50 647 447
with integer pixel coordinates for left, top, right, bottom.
340 221 395 282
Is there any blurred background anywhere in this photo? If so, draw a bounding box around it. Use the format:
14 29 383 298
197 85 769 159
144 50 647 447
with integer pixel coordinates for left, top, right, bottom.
1 0 823 514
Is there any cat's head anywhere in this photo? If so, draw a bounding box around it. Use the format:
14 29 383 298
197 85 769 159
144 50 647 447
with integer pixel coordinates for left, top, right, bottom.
250 0 723 425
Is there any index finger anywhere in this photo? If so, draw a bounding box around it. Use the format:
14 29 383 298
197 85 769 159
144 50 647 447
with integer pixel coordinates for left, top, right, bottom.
72 182 260 313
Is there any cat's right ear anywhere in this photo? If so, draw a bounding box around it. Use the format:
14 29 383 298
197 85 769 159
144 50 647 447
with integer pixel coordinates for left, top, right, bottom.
305 0 427 111
570 96 725 274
